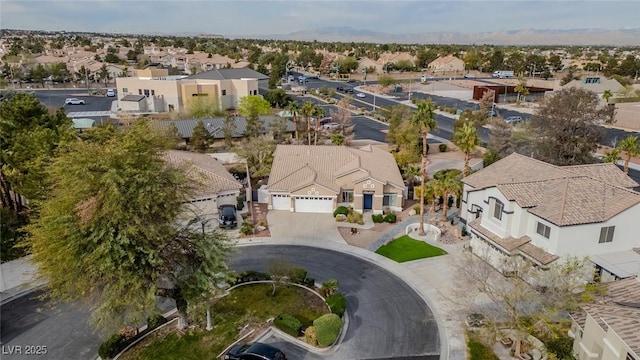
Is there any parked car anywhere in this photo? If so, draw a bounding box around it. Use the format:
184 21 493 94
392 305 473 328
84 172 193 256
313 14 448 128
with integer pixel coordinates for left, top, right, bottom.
344 88 354 94
225 342 287 360
322 122 340 130
420 75 436 82
336 86 344 92
488 109 497 117
347 79 357 83
106 89 116 97
288 75 295 82
356 93 366 98
218 204 238 229
505 116 524 124
65 98 85 105
463 73 476 79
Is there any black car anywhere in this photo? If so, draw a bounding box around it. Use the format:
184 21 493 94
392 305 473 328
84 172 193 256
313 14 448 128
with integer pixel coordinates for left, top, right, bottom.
225 342 287 360
345 88 354 94
218 204 238 229
336 86 344 92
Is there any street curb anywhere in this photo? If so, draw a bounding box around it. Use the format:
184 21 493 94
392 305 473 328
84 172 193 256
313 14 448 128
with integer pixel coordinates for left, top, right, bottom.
0 283 47 306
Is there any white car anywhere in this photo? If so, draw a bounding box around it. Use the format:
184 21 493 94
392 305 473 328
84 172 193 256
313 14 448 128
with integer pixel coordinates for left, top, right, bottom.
356 93 366 98
65 98 85 105
463 73 476 79
106 89 116 97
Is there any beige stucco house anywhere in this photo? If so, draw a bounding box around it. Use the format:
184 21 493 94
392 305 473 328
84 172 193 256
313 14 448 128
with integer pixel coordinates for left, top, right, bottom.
115 67 268 113
569 277 640 360
265 145 405 214
427 55 465 74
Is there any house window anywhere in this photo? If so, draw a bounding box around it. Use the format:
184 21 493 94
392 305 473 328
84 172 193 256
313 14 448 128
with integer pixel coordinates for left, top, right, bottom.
536 222 551 239
383 193 397 207
151 90 155 96
341 190 353 203
599 226 615 243
123 88 128 93
143 89 150 97
493 200 503 220
222 89 227 96
138 89 142 95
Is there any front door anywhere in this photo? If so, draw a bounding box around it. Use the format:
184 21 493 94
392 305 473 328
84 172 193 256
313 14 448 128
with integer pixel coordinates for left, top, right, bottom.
363 193 373 211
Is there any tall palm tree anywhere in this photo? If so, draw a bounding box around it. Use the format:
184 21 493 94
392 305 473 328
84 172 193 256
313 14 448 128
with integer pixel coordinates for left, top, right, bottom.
453 122 481 177
602 148 621 164
286 101 300 142
617 135 639 174
410 100 437 235
301 101 315 145
313 105 325 145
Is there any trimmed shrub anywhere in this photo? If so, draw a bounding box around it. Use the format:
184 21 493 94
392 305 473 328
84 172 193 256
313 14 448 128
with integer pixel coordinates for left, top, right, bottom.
413 205 421 214
147 314 167 329
274 313 302 337
333 206 349 217
304 326 318 346
236 195 245 211
304 277 315 288
313 313 343 347
372 214 384 223
240 221 254 235
234 270 271 284
439 143 448 152
326 293 346 318
289 267 307 284
383 213 397 223
98 334 126 360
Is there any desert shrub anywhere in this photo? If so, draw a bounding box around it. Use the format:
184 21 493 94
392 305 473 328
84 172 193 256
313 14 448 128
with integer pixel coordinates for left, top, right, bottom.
274 313 302 337
147 314 167 329
357 217 364 225
289 267 307 284
467 331 499 360
383 213 397 223
236 195 245 211
98 334 126 360
439 143 448 152
413 205 421 213
313 313 343 347
234 270 271 284
240 221 254 235
333 206 349 217
372 214 384 223
335 214 347 222
304 326 318 346
119 326 137 341
346 213 355 223
326 293 346 318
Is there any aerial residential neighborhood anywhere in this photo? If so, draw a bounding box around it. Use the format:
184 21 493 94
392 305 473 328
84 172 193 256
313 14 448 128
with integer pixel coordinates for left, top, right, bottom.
1 2 640 360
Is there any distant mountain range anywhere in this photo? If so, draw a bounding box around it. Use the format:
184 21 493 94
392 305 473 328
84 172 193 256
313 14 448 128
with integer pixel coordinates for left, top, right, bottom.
229 26 640 46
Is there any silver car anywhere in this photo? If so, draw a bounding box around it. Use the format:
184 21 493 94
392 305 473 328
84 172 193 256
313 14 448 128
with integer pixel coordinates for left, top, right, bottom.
65 98 85 105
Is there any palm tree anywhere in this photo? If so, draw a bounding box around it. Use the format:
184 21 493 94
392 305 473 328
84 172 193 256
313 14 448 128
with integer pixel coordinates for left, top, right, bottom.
453 122 481 177
301 101 315 145
97 64 111 88
514 81 529 104
410 100 437 235
617 135 639 174
286 101 300 142
434 170 463 221
602 89 613 104
602 148 621 164
313 105 325 145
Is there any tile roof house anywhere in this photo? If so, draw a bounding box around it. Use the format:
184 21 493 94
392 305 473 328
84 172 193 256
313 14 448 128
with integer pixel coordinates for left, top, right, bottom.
562 76 625 95
427 55 465 74
265 145 405 214
568 277 640 360
157 116 294 141
163 150 242 217
461 153 640 273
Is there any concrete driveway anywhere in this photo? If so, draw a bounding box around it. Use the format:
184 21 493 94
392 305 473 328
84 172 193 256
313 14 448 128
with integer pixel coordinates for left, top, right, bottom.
266 211 345 244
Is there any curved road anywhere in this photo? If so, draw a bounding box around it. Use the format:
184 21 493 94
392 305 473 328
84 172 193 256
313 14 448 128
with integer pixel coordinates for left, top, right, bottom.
230 245 440 360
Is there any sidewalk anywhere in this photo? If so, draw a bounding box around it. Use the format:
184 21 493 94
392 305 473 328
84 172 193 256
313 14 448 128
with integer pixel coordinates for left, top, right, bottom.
0 255 46 305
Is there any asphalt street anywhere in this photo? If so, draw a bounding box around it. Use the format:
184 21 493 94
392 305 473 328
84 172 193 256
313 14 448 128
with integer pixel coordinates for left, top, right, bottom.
230 245 440 360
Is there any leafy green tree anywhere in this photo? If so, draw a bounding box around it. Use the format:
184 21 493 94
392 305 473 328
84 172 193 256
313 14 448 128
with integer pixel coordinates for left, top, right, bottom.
616 135 639 174
336 57 359 74
29 64 50 88
453 122 481 177
190 120 211 153
186 95 222 119
75 65 91 90
264 89 292 108
97 64 111 87
377 74 397 89
269 116 289 143
233 135 276 178
104 53 120 64
410 100 437 235
222 114 237 148
529 88 606 165
27 121 231 330
238 95 271 138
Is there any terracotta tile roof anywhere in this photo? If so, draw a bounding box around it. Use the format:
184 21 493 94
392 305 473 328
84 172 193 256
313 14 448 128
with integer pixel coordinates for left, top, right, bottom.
164 150 242 197
266 145 404 194
465 153 640 226
518 243 559 265
429 55 463 65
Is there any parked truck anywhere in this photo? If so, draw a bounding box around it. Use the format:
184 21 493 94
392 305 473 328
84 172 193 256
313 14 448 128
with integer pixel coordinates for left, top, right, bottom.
492 70 515 78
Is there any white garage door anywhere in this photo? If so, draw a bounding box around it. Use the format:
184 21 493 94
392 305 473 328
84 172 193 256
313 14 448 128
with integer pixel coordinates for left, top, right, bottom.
294 196 334 213
217 193 237 207
272 194 291 211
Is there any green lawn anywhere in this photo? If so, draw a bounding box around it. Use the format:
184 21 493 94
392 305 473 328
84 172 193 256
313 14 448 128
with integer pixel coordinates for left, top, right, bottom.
119 284 329 360
375 235 447 262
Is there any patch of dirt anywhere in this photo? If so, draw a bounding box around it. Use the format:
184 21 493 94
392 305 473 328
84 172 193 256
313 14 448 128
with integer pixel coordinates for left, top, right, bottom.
239 202 270 238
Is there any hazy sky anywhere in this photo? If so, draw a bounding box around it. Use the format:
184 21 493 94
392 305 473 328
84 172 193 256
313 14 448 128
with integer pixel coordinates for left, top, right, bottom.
2 0 639 36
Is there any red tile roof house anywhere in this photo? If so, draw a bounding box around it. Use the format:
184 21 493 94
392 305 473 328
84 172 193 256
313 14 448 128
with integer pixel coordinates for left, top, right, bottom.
461 153 640 275
264 145 405 214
